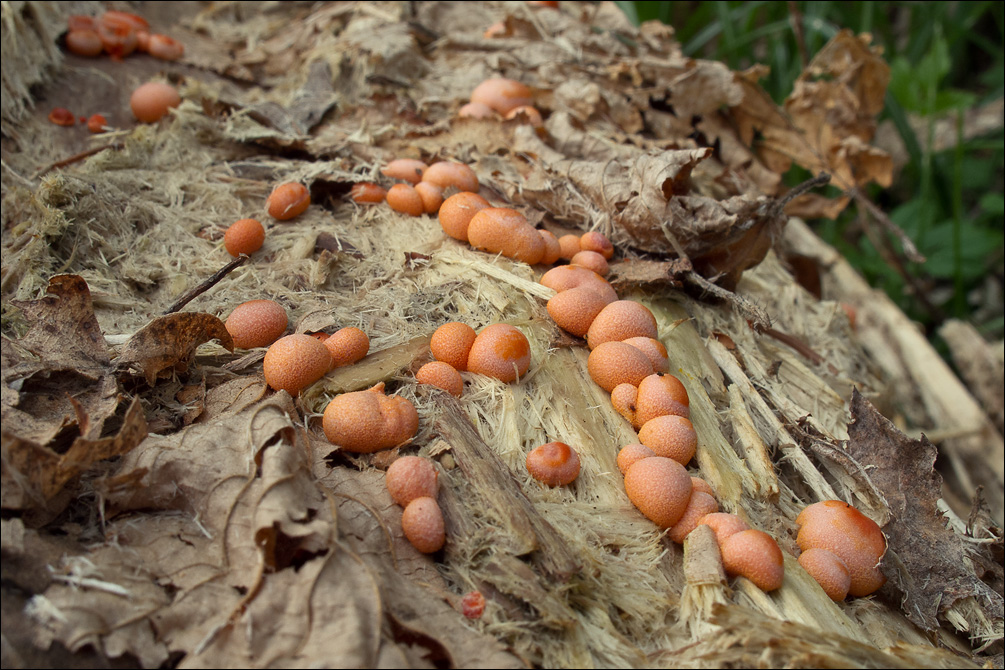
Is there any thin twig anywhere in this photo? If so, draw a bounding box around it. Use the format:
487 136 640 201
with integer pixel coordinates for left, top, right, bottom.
34 143 124 179
854 198 944 322
769 172 832 219
683 271 772 331
660 219 773 331
850 188 926 263
787 1 810 68
164 255 248 314
762 326 841 375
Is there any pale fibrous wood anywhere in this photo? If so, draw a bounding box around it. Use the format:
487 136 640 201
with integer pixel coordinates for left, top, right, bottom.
2 2 1000 668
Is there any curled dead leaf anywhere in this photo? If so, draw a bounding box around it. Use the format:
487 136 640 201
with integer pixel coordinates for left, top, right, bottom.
845 390 1004 634
3 275 119 446
731 30 893 219
1 398 147 509
118 312 234 385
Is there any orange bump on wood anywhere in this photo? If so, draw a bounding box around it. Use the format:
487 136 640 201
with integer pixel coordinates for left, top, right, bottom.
799 548 851 601
586 300 658 350
616 443 654 476
697 512 750 546
570 250 609 276
86 113 108 133
130 81 181 123
638 414 697 465
611 385 640 428
416 361 464 397
796 500 887 597
386 456 439 507
547 286 611 338
350 182 387 204
538 230 562 265
387 183 425 216
414 181 444 214
266 182 310 221
225 299 287 349
467 324 531 383
668 491 719 544
382 158 428 184
467 208 545 265
539 265 618 303
720 529 785 592
422 161 479 193
622 338 669 375
580 231 614 259
558 234 582 260
470 78 533 115
587 341 654 393
690 477 716 499
635 373 690 426
402 497 445 553
147 33 184 60
224 218 265 257
66 29 103 57
324 327 369 368
438 192 490 242
430 322 477 371
624 456 692 528
263 334 330 395
49 108 76 126
323 383 419 453
526 441 581 486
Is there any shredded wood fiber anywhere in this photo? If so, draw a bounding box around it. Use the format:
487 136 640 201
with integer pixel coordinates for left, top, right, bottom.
1 2 1001 669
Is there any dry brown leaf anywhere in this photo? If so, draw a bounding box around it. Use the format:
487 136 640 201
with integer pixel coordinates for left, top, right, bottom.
8 275 110 375
117 312 234 385
199 376 269 422
32 392 523 667
34 395 373 667
845 390 1004 634
1 398 147 509
243 60 339 140
731 31 892 218
3 275 119 446
607 258 690 291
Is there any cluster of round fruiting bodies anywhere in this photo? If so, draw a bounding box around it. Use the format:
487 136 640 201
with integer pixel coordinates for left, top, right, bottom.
64 11 183 61
796 500 886 600
533 223 789 591
226 304 419 455
223 299 370 390
415 321 533 400
56 13 186 131
459 78 543 128
385 456 444 554
348 158 480 220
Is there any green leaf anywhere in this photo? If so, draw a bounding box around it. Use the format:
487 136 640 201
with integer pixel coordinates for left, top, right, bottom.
921 222 1003 279
979 193 1005 217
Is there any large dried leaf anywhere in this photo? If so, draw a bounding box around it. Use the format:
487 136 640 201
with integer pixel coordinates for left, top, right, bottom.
117 312 234 385
732 30 893 218
3 275 118 446
31 393 523 668
1 397 147 509
8 274 110 373
846 390 1004 634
